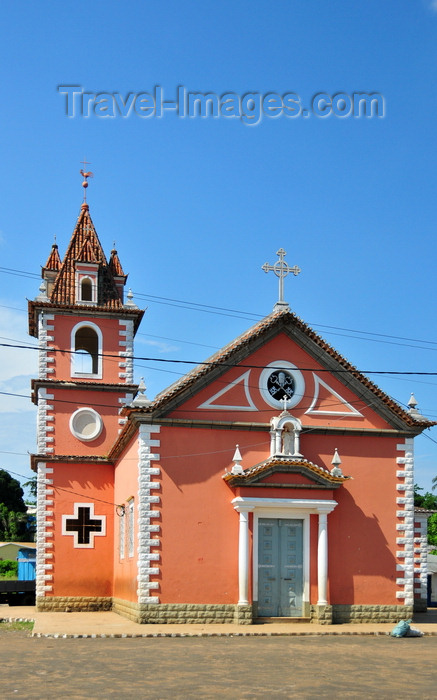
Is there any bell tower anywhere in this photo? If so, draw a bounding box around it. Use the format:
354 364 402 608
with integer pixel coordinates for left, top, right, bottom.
28 175 144 608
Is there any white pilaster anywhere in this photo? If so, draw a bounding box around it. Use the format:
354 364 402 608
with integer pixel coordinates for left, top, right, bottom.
137 424 162 605
395 439 415 605
238 509 251 605
36 462 54 597
317 512 328 605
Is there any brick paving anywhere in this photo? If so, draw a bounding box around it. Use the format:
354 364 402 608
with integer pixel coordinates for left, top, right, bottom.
1 629 436 698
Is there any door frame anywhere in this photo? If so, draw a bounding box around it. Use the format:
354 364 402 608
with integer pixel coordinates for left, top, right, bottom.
232 497 338 616
254 508 310 616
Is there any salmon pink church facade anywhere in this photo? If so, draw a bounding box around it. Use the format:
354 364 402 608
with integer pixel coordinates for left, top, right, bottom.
29 197 434 624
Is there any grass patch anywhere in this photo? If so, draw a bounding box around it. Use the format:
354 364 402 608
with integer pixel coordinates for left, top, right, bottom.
0 620 34 632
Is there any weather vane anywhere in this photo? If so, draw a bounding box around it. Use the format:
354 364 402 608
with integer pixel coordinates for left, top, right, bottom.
262 248 301 310
80 159 93 202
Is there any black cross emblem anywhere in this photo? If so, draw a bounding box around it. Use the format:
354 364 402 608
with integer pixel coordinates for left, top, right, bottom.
63 504 105 548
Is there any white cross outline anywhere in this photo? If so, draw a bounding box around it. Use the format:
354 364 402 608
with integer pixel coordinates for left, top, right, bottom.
62 502 106 549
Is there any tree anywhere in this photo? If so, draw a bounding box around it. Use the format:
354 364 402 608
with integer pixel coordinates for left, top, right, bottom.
23 476 37 504
0 469 31 541
0 505 28 541
414 484 437 510
0 470 27 513
414 484 437 552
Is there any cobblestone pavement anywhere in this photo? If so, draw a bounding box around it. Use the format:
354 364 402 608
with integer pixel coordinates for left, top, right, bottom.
1 630 436 699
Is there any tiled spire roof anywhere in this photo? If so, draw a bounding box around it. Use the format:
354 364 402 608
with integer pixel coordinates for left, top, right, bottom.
109 248 126 278
43 243 61 273
76 237 99 263
49 203 123 308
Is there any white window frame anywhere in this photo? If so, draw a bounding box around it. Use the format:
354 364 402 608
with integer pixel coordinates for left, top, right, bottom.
70 321 103 379
127 498 135 558
75 266 98 305
69 407 103 442
119 509 125 560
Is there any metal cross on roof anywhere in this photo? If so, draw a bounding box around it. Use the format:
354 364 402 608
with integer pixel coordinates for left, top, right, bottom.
262 248 301 310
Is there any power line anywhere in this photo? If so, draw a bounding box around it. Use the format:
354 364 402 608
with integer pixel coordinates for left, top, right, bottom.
0 266 40 280
1 263 437 352
1 340 437 376
3 467 125 512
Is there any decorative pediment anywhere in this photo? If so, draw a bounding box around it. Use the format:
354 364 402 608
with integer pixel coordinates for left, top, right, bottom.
223 455 348 489
129 308 434 432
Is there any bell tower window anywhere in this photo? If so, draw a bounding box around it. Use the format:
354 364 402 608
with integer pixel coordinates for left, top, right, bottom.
75 265 98 305
81 277 93 302
71 322 103 378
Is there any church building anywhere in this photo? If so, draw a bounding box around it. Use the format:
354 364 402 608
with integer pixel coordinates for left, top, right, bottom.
28 184 435 624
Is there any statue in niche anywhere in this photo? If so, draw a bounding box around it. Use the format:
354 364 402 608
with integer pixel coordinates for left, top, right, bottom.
282 428 293 455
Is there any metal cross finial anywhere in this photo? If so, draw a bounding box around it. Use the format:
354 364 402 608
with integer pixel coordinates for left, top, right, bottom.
79 159 94 202
280 395 289 413
262 248 301 310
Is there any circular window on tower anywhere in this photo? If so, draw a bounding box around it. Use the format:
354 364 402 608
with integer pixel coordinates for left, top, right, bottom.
69 407 103 442
259 360 305 409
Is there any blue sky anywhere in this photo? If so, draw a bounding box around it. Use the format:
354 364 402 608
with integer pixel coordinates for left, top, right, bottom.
0 0 437 497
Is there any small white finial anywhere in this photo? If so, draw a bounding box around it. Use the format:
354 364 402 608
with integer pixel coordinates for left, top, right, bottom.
125 288 138 308
407 392 425 420
131 377 152 407
331 447 343 477
36 279 49 301
408 393 418 410
230 444 244 475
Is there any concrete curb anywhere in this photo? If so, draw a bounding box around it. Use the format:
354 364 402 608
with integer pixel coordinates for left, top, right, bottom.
3 609 437 639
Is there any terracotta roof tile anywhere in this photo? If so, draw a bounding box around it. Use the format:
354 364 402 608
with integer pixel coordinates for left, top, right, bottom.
50 203 123 308
43 243 61 272
109 249 126 278
131 308 435 430
76 237 99 263
223 455 348 487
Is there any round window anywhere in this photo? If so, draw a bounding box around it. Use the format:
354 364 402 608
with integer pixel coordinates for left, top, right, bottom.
259 360 305 409
69 408 103 442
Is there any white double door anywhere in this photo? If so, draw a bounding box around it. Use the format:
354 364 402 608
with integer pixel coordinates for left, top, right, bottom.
258 518 303 617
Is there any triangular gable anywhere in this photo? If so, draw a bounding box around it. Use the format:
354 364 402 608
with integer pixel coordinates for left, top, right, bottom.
124 308 434 434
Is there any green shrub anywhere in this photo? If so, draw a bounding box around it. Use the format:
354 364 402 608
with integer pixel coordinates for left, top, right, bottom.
0 560 18 578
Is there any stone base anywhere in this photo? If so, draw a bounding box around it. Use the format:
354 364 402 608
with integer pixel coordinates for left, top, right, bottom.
36 596 112 612
112 597 140 622
310 604 333 625
113 599 253 624
332 604 414 624
36 598 414 625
